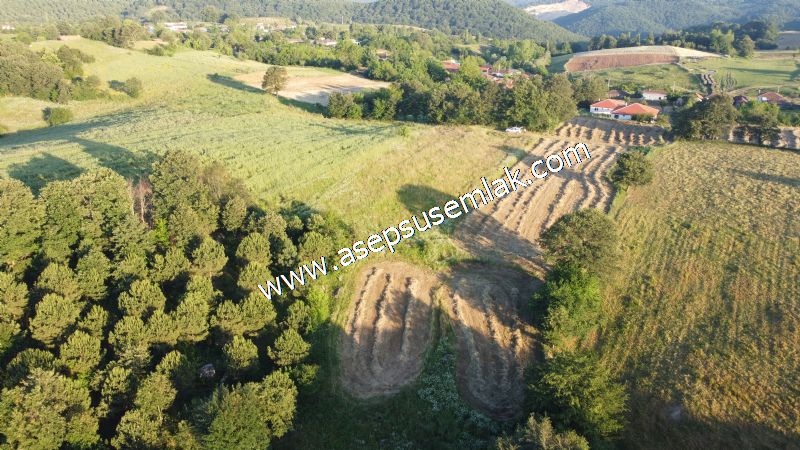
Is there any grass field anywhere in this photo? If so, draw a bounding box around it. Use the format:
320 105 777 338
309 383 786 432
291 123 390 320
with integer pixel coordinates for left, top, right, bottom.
570 63 700 92
683 53 800 93
605 142 800 448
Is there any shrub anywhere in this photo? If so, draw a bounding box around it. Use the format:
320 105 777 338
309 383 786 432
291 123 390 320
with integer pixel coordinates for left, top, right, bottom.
609 152 654 189
261 66 288 94
44 107 73 126
123 78 143 98
540 209 617 272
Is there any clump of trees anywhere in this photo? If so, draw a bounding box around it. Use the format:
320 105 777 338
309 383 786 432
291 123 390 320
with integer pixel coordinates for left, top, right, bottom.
672 94 738 140
525 209 628 447
80 16 148 49
0 150 346 448
327 71 578 130
609 151 654 189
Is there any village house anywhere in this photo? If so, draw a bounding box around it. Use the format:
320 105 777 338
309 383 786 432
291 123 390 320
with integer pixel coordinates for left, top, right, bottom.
314 38 338 47
641 89 668 101
757 91 787 106
590 99 659 121
163 22 188 33
610 103 660 120
442 59 460 73
590 99 627 115
733 95 749 108
1 24 15 32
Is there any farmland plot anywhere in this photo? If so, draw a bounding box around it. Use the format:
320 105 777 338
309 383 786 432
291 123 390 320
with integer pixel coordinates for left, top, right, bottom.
339 262 439 398
459 136 622 273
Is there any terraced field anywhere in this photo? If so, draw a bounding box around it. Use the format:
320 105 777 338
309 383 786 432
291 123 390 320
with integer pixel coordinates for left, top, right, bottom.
459 136 623 273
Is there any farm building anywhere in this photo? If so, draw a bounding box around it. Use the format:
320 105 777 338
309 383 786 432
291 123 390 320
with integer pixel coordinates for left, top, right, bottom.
610 103 660 120
590 99 627 115
314 38 338 47
733 95 749 108
757 91 787 105
442 60 461 73
164 22 188 32
1 24 15 31
608 89 630 99
642 89 668 101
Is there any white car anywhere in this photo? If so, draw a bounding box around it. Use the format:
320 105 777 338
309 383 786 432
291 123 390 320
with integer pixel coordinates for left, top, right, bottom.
505 126 525 134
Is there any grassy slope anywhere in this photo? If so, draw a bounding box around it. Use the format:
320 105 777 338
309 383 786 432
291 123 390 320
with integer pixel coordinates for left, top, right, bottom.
605 141 800 448
0 39 528 237
683 53 800 94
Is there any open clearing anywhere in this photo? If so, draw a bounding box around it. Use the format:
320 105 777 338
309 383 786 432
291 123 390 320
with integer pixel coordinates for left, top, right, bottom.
560 45 719 72
605 141 800 448
234 70 391 105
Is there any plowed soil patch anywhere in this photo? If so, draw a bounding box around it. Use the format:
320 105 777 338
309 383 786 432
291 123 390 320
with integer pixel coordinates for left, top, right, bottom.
446 264 539 418
339 262 438 398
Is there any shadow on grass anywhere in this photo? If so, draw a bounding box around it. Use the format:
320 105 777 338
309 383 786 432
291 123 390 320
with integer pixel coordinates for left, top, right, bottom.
8 153 84 194
206 73 264 94
276 95 325 114
730 168 800 188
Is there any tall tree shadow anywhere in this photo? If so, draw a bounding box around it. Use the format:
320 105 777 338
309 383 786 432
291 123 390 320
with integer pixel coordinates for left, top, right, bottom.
8 153 84 194
72 137 157 180
207 73 264 94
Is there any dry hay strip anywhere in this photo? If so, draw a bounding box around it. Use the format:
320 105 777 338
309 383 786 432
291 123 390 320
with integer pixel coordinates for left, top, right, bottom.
556 117 666 146
340 262 438 398
457 139 621 272
446 264 539 419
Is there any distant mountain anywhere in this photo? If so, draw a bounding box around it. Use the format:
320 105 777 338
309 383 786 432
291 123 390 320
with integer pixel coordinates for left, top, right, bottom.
0 0 585 43
0 0 132 23
550 0 800 36
353 0 585 42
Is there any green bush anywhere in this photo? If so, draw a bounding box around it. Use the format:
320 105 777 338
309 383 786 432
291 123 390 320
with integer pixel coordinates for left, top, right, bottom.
609 152 654 189
44 107 73 126
122 78 143 98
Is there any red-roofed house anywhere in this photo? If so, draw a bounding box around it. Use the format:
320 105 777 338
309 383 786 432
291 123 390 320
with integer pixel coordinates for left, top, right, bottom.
442 60 460 73
757 91 787 105
590 99 627 115
610 103 660 120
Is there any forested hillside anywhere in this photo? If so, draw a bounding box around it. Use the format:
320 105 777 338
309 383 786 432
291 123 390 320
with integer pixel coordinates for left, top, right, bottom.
0 0 585 43
553 0 800 36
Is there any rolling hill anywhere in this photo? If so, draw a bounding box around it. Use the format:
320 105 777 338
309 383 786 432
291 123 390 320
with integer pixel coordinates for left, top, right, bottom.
550 0 800 36
0 0 586 43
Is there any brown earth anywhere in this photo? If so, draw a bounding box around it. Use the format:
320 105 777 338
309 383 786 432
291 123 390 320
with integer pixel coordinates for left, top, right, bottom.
565 53 678 72
339 262 439 398
458 134 624 274
234 71 390 105
445 264 539 418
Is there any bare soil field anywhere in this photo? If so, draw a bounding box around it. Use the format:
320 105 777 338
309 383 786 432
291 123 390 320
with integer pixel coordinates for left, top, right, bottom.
446 264 539 418
234 71 390 105
564 45 719 72
339 262 439 398
525 0 590 20
458 136 623 273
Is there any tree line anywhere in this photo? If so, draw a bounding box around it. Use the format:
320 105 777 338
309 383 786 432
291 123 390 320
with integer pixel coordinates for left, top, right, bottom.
588 20 779 57
0 150 350 449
